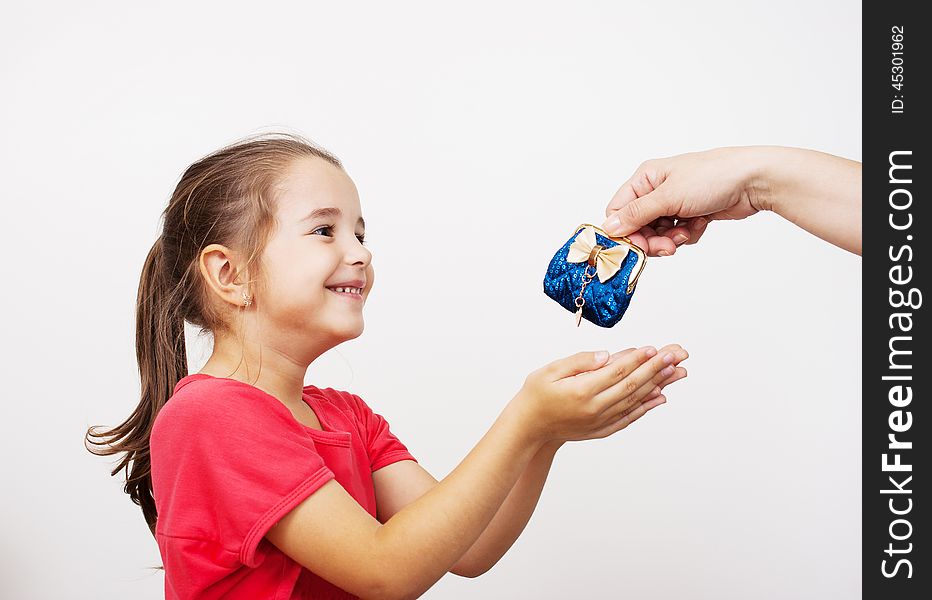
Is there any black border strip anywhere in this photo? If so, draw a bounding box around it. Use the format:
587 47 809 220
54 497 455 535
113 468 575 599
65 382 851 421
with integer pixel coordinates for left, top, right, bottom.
864 2 927 595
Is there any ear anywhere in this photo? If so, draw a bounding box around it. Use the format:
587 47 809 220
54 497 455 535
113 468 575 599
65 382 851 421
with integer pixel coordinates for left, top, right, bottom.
198 243 250 308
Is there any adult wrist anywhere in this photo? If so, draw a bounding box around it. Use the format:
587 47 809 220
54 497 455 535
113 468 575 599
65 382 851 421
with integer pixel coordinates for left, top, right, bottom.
744 145 806 217
740 145 780 214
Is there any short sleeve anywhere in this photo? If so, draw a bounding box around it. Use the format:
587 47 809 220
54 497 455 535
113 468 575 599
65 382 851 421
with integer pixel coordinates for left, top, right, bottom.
344 392 418 472
150 379 336 569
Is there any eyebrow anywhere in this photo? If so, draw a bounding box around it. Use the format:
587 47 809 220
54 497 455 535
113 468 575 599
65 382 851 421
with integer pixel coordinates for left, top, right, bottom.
301 207 365 229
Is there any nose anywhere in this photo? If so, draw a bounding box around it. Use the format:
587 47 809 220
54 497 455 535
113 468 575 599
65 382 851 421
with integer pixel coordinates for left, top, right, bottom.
345 235 371 267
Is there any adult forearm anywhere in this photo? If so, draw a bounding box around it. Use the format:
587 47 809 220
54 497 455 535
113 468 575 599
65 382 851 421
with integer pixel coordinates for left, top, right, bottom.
454 440 563 576
373 400 544 599
751 146 862 255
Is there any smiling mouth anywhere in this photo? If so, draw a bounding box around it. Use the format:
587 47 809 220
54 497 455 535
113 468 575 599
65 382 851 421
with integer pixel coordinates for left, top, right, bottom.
326 286 363 298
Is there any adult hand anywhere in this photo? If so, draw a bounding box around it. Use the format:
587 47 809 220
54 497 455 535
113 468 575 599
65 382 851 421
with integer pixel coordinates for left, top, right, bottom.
600 146 862 256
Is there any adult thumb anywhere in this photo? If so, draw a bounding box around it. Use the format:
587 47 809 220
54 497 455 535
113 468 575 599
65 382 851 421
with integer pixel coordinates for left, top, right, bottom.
603 189 671 237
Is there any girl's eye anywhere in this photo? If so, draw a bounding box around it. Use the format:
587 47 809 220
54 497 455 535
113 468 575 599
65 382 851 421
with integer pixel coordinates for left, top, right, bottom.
309 225 366 245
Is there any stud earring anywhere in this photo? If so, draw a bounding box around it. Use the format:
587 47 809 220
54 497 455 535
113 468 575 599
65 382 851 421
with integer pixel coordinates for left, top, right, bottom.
242 292 252 308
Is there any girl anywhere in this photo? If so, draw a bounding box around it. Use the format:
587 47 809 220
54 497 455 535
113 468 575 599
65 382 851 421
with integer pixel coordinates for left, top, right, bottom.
86 132 689 599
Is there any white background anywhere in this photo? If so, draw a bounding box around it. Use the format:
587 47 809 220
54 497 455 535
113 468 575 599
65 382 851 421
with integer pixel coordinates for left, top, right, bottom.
1 1 861 598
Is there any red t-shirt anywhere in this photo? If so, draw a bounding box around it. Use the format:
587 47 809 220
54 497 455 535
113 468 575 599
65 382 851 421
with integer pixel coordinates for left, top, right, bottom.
150 373 418 599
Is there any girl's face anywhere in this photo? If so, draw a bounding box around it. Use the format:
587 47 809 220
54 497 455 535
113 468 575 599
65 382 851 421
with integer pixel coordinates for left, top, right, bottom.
256 157 374 358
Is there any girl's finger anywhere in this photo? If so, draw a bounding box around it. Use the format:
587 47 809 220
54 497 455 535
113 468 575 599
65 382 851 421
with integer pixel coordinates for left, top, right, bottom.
598 367 672 426
588 344 686 413
577 345 661 397
611 395 667 431
599 356 685 422
588 396 667 439
602 350 689 434
596 376 663 426
659 366 687 389
612 347 638 360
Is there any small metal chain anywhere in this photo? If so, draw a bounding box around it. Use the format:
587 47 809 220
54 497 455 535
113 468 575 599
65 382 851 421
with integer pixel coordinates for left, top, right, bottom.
573 265 598 326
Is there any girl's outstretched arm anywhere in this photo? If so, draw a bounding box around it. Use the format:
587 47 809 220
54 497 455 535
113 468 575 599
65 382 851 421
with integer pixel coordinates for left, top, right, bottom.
371 440 563 578
372 349 687 578
265 344 685 600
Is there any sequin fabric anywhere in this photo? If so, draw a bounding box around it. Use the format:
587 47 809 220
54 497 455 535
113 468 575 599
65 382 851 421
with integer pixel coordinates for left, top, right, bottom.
542 228 640 328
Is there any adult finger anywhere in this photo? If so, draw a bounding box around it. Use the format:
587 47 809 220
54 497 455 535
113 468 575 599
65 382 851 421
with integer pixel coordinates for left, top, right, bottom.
660 217 709 247
682 217 710 245
653 217 676 236
645 234 677 257
602 187 678 238
664 224 692 247
632 224 676 256
624 230 650 252
639 223 659 238
605 176 639 218
604 164 665 215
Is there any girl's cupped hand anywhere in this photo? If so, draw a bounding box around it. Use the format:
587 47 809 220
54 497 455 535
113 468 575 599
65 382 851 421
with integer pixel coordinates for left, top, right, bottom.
512 344 688 444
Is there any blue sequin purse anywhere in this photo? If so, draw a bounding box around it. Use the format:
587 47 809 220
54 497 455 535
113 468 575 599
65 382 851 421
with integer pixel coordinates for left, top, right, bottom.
543 224 647 328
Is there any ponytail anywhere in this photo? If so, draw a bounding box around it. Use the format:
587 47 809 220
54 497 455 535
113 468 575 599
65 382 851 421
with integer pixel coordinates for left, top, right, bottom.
85 236 187 542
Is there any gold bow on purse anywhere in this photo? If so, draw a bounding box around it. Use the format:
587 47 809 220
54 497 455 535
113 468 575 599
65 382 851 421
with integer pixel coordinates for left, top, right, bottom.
567 225 631 283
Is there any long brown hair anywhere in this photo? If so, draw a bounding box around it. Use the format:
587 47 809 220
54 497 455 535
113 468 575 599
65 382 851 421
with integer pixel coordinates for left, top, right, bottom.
85 132 343 544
